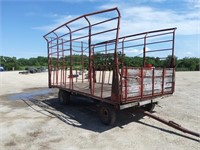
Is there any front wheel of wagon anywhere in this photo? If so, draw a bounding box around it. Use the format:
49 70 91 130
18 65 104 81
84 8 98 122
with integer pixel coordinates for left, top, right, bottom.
58 90 70 105
142 103 156 112
99 103 116 126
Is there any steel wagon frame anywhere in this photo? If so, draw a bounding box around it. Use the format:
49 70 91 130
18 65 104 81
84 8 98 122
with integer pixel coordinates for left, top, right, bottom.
44 7 177 125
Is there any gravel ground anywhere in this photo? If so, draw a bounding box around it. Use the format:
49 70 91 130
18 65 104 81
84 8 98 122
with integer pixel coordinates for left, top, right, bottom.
0 71 199 150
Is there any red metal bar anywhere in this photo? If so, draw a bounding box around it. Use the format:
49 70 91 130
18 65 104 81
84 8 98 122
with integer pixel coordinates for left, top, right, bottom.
105 44 108 71
92 47 95 95
47 37 51 87
152 68 155 97
120 39 125 102
121 92 172 103
172 68 175 93
93 28 176 47
81 42 84 83
53 67 55 86
64 67 67 87
162 68 165 94
99 70 101 83
44 7 120 38
143 34 147 67
61 39 65 85
171 31 176 93
56 41 59 85
125 67 128 101
92 41 171 54
141 67 144 99
54 16 118 42
48 49 70 55
48 25 118 47
101 68 105 98
108 70 111 84
84 16 93 95
141 110 200 138
52 32 59 86
111 7 121 102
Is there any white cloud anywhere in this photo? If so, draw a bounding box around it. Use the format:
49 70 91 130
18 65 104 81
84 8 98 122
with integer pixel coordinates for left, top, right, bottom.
100 2 200 36
185 0 200 8
184 51 192 55
125 49 142 53
33 15 74 32
34 0 200 42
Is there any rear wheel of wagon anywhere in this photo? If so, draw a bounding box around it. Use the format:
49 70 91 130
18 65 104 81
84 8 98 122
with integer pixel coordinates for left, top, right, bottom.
142 103 156 112
99 103 116 126
58 89 70 105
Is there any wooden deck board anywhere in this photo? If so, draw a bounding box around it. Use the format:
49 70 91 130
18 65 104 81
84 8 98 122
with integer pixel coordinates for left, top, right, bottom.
54 82 112 98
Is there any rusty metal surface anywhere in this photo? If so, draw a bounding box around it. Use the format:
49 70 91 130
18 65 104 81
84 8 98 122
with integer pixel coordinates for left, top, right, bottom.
44 7 177 105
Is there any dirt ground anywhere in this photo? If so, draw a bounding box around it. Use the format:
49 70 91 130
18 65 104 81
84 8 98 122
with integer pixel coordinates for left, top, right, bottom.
0 71 199 150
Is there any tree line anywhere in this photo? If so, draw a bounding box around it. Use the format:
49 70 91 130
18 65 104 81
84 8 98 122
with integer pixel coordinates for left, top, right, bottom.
0 55 199 71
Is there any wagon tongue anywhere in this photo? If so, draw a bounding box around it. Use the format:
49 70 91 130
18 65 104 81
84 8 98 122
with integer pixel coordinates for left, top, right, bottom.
138 109 200 138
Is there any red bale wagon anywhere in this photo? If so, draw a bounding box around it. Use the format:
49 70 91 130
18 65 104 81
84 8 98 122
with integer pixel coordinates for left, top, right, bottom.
44 8 177 125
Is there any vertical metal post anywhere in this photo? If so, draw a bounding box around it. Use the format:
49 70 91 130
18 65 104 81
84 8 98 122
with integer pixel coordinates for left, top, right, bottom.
141 67 144 98
53 32 59 85
120 39 125 102
66 25 73 90
99 69 101 83
105 44 109 84
81 42 84 83
171 30 176 93
171 30 176 68
53 66 55 86
152 68 155 97
65 66 67 87
56 39 59 85
84 16 93 95
162 68 165 94
101 67 105 98
45 37 51 88
61 39 64 85
111 10 121 102
125 66 128 101
76 70 77 82
108 70 111 84
92 46 96 92
143 34 148 67
70 36 73 89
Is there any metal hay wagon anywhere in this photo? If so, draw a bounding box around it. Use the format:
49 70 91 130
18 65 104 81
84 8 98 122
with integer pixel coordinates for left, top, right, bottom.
44 7 176 125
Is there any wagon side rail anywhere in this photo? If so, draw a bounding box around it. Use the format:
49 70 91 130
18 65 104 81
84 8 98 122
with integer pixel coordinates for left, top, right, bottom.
92 28 177 104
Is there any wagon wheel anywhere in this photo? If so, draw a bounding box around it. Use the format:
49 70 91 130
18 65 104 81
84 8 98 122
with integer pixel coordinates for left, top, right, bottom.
98 103 116 126
58 89 71 105
142 103 156 112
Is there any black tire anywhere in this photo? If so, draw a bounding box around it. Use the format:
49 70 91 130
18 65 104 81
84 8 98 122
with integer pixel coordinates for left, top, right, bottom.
58 90 70 105
142 103 156 112
99 103 116 126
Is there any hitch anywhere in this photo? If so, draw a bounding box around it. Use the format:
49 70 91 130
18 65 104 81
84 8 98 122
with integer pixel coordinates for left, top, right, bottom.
138 109 200 138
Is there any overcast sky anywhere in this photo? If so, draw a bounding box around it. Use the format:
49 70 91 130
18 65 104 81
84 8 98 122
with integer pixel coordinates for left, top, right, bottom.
1 0 200 58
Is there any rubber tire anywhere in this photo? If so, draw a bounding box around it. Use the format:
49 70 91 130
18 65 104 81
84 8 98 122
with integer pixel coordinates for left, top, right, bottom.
58 90 70 105
99 103 116 126
142 103 156 112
